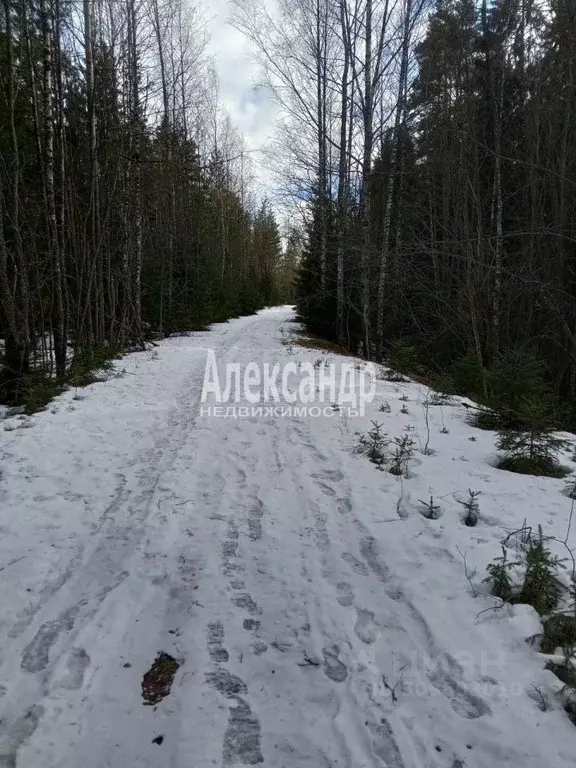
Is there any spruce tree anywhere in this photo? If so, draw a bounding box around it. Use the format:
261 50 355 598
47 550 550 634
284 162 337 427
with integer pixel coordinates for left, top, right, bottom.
496 395 569 476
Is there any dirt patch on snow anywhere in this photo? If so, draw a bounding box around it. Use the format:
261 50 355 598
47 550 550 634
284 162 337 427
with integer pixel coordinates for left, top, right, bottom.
141 652 180 705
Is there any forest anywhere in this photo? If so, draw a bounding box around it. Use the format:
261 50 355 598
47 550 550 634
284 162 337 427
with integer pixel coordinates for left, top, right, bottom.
235 0 576 423
0 0 294 406
3 0 576 421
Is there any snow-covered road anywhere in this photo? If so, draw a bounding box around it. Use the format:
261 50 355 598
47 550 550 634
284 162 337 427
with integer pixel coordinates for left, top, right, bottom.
1 307 576 767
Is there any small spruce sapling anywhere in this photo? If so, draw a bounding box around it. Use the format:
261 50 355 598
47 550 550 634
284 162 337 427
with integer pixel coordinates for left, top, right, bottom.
479 348 548 430
486 528 565 614
485 546 516 602
519 528 565 615
387 339 418 378
419 495 441 520
544 572 576 723
459 490 481 527
496 395 569 477
357 421 388 467
389 435 415 477
541 613 576 655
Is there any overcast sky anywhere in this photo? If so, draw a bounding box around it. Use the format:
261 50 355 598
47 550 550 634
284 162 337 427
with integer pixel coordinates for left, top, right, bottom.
206 0 279 201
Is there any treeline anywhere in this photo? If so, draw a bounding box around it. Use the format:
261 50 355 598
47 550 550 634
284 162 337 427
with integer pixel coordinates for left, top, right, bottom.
0 0 288 405
236 0 576 418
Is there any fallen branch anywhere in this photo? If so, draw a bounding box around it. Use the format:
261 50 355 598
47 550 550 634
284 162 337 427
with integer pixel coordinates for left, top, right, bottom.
0 555 26 573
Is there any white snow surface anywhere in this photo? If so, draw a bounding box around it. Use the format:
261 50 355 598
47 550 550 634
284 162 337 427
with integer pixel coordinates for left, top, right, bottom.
1 307 576 767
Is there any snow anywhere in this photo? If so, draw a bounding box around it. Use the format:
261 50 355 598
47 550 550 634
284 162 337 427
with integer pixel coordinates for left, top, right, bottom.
1 306 576 767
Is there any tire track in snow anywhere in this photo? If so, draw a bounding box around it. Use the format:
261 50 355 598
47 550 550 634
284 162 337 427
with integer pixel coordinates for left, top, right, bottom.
0 315 268 766
7 472 129 643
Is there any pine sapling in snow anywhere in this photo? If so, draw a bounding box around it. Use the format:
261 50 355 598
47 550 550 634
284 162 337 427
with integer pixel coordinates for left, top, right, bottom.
389 435 415 477
485 529 565 614
542 573 576 722
458 489 481 527
544 586 576 727
387 339 418 379
475 348 549 430
419 495 441 520
356 421 388 468
519 528 565 615
541 613 576 655
485 546 517 603
496 395 569 477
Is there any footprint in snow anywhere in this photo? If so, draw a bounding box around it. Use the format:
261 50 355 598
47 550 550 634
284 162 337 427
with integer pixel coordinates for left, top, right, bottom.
342 552 369 576
428 664 491 719
243 619 260 632
322 645 348 682
253 641 268 656
336 582 354 607
207 621 229 663
21 604 80 673
0 704 44 765
370 717 405 768
354 609 379 645
223 697 264 766
206 669 264 765
337 496 352 515
247 499 264 541
55 647 90 690
312 469 344 483
206 668 247 698
232 593 262 616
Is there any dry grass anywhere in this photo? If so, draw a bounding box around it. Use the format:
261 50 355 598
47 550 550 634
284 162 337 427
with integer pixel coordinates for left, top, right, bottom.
288 334 349 355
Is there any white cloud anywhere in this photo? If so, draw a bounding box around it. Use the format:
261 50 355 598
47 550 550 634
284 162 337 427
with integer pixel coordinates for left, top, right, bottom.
205 0 279 201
